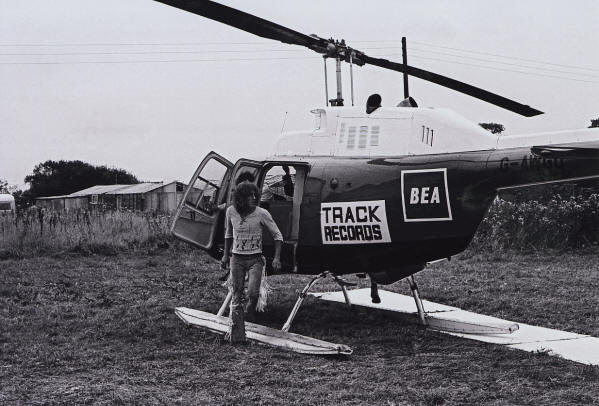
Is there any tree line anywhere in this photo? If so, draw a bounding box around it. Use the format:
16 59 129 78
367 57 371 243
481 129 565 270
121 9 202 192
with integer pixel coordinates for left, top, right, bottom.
2 160 138 210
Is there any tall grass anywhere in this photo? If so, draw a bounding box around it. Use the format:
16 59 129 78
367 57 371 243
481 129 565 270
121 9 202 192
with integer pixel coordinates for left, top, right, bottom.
0 209 177 258
2 194 598 258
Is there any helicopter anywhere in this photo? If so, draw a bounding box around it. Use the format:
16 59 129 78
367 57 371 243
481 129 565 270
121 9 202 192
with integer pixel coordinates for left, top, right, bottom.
155 0 599 352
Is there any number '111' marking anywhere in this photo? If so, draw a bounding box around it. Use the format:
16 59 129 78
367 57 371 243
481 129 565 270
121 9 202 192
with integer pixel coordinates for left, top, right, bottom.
421 126 434 146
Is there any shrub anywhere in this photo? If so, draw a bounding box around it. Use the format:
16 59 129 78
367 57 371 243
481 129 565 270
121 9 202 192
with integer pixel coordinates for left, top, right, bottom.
473 194 599 250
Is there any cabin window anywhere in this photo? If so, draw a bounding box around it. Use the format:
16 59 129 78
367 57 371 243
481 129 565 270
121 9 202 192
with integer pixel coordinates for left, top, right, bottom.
359 126 368 149
91 194 98 204
370 126 380 146
0 203 11 210
347 126 356 149
313 111 324 130
185 158 229 213
338 123 345 143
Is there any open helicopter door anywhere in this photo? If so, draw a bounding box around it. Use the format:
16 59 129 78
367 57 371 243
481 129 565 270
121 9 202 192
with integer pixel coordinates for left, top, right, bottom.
227 159 309 273
171 151 233 254
258 161 308 273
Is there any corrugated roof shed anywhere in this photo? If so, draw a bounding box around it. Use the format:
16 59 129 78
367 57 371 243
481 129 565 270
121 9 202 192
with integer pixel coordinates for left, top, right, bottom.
69 184 132 196
0 194 15 203
36 195 71 200
111 182 164 195
36 182 176 200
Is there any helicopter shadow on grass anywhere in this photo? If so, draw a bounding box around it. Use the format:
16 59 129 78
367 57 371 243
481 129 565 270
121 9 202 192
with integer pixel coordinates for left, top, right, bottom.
205 291 452 357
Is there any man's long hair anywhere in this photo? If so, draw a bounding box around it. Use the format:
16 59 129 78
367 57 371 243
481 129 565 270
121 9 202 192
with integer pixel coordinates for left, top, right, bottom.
233 181 260 216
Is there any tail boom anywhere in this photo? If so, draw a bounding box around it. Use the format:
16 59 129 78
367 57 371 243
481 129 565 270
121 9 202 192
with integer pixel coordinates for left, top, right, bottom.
490 128 599 189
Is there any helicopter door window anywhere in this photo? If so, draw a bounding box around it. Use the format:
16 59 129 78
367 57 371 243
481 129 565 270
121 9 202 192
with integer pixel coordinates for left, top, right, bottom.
233 167 260 187
311 109 325 130
171 152 233 252
185 158 229 213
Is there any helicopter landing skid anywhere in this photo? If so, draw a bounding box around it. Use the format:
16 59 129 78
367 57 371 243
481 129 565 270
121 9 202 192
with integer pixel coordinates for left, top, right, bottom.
175 307 352 355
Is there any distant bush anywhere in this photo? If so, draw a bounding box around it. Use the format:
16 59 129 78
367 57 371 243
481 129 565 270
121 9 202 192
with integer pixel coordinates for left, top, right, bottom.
473 194 599 250
0 209 189 259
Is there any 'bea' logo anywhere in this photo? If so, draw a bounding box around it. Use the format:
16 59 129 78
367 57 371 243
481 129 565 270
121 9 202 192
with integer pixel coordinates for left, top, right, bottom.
409 187 441 204
401 169 452 222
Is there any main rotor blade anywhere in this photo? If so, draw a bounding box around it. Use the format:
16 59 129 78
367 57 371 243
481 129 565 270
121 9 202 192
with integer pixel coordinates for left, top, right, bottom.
153 0 323 49
362 55 543 117
154 0 544 117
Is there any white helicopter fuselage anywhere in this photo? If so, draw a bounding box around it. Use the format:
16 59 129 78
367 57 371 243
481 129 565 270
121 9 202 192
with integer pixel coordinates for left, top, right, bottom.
273 106 598 157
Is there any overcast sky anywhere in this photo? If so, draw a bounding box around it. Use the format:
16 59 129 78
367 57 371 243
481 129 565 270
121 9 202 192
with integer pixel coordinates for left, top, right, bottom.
1 0 598 186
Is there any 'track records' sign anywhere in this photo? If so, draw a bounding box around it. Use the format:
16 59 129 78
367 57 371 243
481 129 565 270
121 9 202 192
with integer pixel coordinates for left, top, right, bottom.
320 200 391 244
401 168 453 222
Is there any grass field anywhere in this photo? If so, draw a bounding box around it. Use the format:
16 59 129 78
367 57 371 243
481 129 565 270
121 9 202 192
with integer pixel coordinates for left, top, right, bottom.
1 248 598 405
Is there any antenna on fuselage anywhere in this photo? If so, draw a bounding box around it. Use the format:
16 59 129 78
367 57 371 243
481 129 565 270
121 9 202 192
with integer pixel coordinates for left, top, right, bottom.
280 111 288 134
397 37 418 108
323 56 329 107
402 37 409 99
349 50 355 106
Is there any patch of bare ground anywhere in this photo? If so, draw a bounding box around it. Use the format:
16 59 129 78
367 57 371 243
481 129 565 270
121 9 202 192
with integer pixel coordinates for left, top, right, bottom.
1 249 598 405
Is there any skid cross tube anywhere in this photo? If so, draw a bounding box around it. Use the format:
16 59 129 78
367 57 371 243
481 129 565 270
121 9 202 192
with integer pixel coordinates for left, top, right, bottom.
330 274 353 309
217 291 233 317
217 271 355 333
282 273 327 332
282 271 354 333
407 275 427 326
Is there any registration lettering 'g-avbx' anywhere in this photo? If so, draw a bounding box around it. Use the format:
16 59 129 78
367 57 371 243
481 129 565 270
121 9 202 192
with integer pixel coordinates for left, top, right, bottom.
321 200 391 244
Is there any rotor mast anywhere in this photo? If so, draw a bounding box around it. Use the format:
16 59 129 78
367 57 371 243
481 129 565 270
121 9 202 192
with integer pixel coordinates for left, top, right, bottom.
324 39 348 107
333 56 343 106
